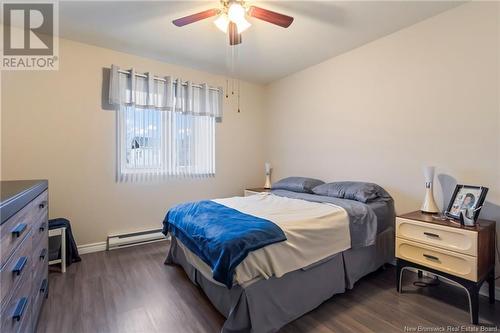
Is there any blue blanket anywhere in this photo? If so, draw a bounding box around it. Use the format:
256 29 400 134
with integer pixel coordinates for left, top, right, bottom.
163 200 286 288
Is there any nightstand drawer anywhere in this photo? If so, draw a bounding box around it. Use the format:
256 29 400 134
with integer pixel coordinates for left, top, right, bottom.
396 217 477 256
396 238 477 281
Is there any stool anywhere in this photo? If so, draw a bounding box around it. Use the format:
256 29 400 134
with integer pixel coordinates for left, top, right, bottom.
48 227 66 273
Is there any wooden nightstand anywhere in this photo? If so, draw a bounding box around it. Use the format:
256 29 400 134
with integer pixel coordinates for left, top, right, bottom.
395 211 496 324
244 188 271 197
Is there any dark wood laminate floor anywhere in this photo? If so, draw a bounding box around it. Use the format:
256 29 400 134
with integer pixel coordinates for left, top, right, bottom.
37 241 499 333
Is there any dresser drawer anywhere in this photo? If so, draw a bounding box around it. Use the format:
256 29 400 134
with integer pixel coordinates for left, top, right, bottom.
0 270 32 333
396 217 477 256
0 204 33 268
32 227 48 326
32 236 48 278
31 231 48 332
32 215 48 256
31 191 48 228
396 238 477 281
32 275 48 330
0 231 32 309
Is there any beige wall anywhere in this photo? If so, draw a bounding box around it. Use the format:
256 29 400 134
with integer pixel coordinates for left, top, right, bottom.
1 38 267 245
265 2 500 282
1 2 499 285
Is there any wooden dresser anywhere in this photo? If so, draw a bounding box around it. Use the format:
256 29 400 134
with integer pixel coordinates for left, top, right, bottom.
395 211 496 324
0 180 49 333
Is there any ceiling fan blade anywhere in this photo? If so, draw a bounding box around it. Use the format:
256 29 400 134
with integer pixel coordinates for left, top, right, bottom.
172 8 220 27
247 6 294 28
228 22 242 46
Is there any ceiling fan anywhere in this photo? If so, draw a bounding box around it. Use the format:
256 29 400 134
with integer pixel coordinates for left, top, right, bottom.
172 1 294 46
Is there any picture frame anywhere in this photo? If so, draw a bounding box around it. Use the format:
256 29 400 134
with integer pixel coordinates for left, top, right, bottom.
445 184 488 221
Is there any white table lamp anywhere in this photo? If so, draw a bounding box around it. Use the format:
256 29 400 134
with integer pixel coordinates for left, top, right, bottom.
421 166 439 213
264 162 271 189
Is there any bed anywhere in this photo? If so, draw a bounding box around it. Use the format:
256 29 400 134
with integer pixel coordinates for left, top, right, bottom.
163 181 395 333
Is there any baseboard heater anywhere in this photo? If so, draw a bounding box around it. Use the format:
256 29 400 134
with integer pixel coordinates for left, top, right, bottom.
107 228 167 250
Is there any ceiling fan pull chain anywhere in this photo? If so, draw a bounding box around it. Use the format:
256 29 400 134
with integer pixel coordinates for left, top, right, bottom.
225 79 229 98
237 80 241 113
230 44 234 79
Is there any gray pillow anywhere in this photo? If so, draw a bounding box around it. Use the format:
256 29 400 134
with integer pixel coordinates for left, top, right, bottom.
272 177 325 194
312 181 390 203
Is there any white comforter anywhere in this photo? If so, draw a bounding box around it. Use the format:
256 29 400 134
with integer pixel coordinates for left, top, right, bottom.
177 193 351 286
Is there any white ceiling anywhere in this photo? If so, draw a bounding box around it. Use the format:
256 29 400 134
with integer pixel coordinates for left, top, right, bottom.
59 1 462 83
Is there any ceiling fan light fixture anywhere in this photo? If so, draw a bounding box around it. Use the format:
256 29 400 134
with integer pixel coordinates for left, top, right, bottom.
227 3 251 33
227 3 246 22
214 14 229 33
172 2 294 46
235 17 251 33
215 4 251 34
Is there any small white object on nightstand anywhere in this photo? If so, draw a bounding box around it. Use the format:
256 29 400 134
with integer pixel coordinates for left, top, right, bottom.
421 166 439 213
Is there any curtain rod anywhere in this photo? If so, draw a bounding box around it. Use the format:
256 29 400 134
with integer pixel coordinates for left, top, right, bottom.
117 69 221 92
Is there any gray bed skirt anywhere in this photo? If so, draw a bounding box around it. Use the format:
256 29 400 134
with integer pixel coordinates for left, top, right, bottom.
165 227 394 333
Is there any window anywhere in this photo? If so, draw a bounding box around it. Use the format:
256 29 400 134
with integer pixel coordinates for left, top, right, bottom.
117 106 215 180
123 107 162 170
109 65 222 182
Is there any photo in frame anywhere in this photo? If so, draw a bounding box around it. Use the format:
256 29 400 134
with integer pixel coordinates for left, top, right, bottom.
446 184 488 221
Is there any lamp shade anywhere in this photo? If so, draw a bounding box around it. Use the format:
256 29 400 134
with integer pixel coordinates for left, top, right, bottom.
228 3 245 22
214 14 229 33
227 3 251 33
421 165 439 213
235 17 251 33
264 162 272 189
423 166 435 183
265 162 271 174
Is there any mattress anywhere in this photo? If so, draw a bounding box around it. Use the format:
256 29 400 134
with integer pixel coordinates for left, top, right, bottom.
367 198 396 233
173 190 394 286
180 193 351 286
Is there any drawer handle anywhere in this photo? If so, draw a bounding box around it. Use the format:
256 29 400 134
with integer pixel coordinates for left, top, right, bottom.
12 297 28 322
39 201 47 209
39 222 47 232
423 232 440 239
40 278 48 294
39 248 47 260
11 223 27 238
423 253 440 261
12 256 28 276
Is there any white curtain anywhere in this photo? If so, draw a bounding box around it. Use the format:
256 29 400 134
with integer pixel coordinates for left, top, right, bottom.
109 65 221 181
109 65 223 120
